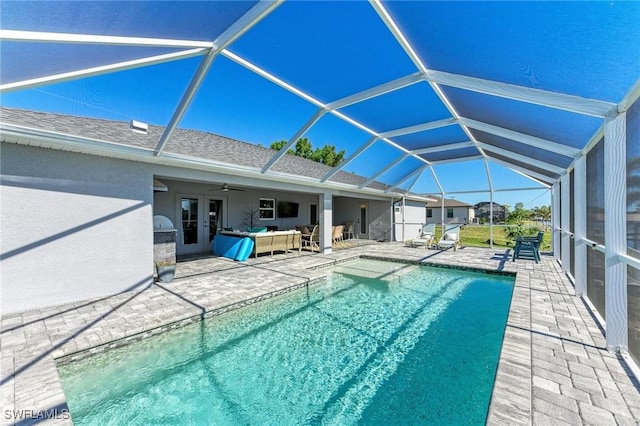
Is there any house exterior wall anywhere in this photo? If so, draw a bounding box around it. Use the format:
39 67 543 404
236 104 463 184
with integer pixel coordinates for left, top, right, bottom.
0 144 154 314
394 200 426 241
333 197 390 240
153 178 320 254
0 142 399 313
425 206 474 225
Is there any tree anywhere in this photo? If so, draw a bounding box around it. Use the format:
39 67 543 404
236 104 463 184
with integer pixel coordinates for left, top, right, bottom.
506 206 530 226
311 144 345 167
269 138 346 167
504 205 535 246
294 137 314 158
270 140 292 154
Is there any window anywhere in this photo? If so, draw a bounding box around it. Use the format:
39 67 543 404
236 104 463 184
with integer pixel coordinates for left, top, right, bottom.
309 203 317 225
447 208 454 218
426 208 432 218
259 198 275 220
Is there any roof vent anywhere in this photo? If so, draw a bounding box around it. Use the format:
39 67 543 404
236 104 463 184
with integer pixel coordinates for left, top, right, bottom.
129 119 148 134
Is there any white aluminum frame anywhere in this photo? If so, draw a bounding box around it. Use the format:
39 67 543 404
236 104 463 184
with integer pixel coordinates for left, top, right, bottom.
560 173 571 274
574 155 587 296
603 112 628 352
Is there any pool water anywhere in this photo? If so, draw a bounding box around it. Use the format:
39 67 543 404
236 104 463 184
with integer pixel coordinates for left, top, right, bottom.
58 259 514 425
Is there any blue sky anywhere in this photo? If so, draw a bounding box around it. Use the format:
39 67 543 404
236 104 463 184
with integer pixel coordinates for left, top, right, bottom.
13 1 640 210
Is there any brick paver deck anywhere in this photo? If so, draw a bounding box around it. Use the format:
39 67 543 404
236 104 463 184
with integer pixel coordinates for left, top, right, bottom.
1 243 639 425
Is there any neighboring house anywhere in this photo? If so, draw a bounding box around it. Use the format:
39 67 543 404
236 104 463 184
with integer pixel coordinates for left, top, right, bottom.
0 107 426 313
425 197 475 225
474 201 508 223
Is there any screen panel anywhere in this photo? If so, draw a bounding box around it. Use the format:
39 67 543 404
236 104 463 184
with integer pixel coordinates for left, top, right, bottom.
183 56 321 153
445 88 604 150
375 156 425 188
384 1 640 101
627 95 640 365
2 56 202 124
471 130 573 169
341 141 407 181
338 82 451 134
391 125 468 151
627 95 640 257
431 160 489 194
231 1 417 103
485 152 559 180
586 137 605 319
421 147 480 163
0 1 257 84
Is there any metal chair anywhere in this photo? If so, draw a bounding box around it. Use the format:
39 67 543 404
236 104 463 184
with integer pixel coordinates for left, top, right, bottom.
512 231 544 263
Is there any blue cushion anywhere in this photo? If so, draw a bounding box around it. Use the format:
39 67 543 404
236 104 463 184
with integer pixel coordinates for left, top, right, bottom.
212 234 243 259
213 235 255 261
235 238 254 261
247 226 267 233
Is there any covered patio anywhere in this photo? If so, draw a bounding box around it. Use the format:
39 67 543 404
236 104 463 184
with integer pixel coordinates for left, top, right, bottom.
1 1 640 424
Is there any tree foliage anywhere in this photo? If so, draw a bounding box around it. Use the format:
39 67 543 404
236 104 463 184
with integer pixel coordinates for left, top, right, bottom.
503 204 550 245
270 138 345 167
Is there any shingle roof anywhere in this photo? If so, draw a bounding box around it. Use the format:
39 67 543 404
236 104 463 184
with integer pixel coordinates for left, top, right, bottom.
425 196 474 208
0 107 389 191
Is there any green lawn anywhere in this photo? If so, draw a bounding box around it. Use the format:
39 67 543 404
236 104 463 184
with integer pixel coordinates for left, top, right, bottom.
434 225 552 251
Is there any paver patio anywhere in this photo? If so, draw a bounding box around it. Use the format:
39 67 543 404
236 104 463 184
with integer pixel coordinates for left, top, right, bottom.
1 243 639 425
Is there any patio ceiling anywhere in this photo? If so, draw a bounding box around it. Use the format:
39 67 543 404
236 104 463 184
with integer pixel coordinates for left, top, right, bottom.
1 1 639 198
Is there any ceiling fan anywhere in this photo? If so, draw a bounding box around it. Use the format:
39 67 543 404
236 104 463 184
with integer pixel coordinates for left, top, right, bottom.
209 183 245 192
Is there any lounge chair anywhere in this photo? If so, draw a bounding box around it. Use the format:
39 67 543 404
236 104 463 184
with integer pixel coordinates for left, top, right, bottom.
513 231 544 263
411 223 435 249
437 225 461 251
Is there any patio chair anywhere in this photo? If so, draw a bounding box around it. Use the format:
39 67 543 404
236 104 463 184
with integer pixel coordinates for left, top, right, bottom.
411 223 435 249
333 225 344 244
437 225 461 251
513 231 544 263
302 225 320 251
343 221 355 240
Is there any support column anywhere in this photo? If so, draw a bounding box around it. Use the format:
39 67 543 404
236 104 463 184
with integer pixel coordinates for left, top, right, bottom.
552 183 560 260
561 173 571 273
574 156 587 296
489 192 494 249
390 198 395 242
401 196 406 241
604 112 627 352
319 192 333 254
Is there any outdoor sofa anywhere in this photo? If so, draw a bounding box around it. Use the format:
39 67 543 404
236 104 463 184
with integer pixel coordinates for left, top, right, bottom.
220 230 302 258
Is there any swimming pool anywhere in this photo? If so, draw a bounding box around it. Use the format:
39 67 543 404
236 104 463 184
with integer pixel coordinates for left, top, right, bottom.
58 259 514 425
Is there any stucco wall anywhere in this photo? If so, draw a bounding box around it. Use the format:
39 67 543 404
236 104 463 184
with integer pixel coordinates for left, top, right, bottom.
1 144 154 313
153 179 321 254
154 179 321 229
334 197 390 240
394 200 426 241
